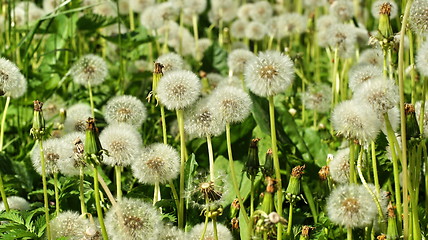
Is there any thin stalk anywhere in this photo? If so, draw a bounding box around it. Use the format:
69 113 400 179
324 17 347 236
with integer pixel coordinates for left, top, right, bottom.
93 167 108 240
398 3 412 237
39 140 51 240
419 76 426 135
268 96 283 240
176 109 186 229
331 47 339 108
192 14 200 60
0 96 11 212
161 105 167 144
168 179 180 211
87 82 95 118
250 175 255 217
287 203 294 235
347 227 352 240
302 180 318 223
153 181 160 206
213 218 219 240
226 123 249 224
115 166 122 201
199 211 210 240
128 8 134 31
97 171 117 206
371 141 380 196
207 135 215 182
408 31 417 104
79 168 87 215
53 173 60 215
349 142 357 184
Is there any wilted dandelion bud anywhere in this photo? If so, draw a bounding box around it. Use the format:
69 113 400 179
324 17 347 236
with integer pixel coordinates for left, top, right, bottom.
70 54 108 87
184 98 224 138
0 196 30 211
331 100 381 145
415 41 428 77
131 143 179 185
285 165 305 202
100 123 142 167
57 132 86 176
327 184 378 228
227 49 256 75
371 0 398 19
245 21 267 41
84 118 103 166
262 149 274 177
104 95 147 127
244 50 294 97
386 202 398 239
31 100 46 140
353 77 398 114
64 103 92 133
31 138 63 175
51 211 90 240
376 1 394 40
318 166 330 181
329 148 350 184
300 225 314 240
409 0 428 33
188 222 233 240
301 83 331 113
261 177 276 213
105 198 162 240
245 138 260 179
329 0 354 22
348 64 383 92
404 103 421 139
155 53 184 73
157 70 202 110
210 86 252 124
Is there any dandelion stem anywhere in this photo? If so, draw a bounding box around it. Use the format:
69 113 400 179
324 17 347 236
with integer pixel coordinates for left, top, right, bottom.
287 203 294 235
331 47 339 108
250 175 255 217
128 7 134 31
161 105 167 145
93 167 108 240
39 140 51 240
371 141 381 197
207 135 215 182
192 14 200 60
115 165 122 201
199 211 210 240
226 122 250 224
212 218 219 240
88 81 95 118
153 181 160 206
168 179 180 211
347 226 352 240
54 173 60 215
349 142 357 184
176 109 186 229
268 95 283 240
79 167 87 215
0 96 11 212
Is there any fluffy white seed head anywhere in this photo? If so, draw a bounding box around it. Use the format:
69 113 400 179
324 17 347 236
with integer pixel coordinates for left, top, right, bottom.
5 71 27 98
348 64 383 92
0 196 30 211
100 123 142 167
132 143 180 184
228 49 256 75
129 0 155 13
326 23 357 58
188 222 233 240
230 19 249 39
31 138 64 175
155 53 185 73
237 3 253 21
210 86 252 124
157 70 202 110
92 0 117 17
358 48 384 67
415 101 428 138
249 1 273 23
105 198 162 240
331 100 381 145
64 103 92 133
300 83 332 113
278 13 307 37
182 0 207 15
57 132 86 176
158 225 185 240
327 184 378 228
353 77 398 114
104 95 147 127
0 57 23 95
244 50 294 97
329 148 350 184
371 0 398 19
330 0 354 22
70 54 108 86
51 211 89 240
184 98 225 137
416 41 428 77
245 21 267 41
410 0 428 33
208 0 238 24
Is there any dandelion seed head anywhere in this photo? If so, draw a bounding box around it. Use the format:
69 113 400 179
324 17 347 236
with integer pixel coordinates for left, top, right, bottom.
157 70 201 110
416 41 428 77
0 57 22 95
0 196 30 211
105 198 162 240
300 83 332 113
51 211 89 240
244 50 294 97
71 54 108 86
278 13 307 37
93 0 117 17
327 184 378 228
31 138 64 175
129 0 155 13
182 0 207 15
326 23 357 58
140 6 163 30
100 123 142 167
210 86 252 124
132 143 180 185
329 148 350 184
156 53 185 73
245 21 267 41
228 49 256 75
331 100 381 145
187 172 231 210
188 223 233 240
57 132 86 176
230 19 249 39
410 0 428 33
358 48 384 67
208 0 238 24
158 225 185 240
348 64 383 92
353 77 398 114
64 103 92 133
237 3 254 21
184 98 225 137
330 0 354 22
104 95 147 127
371 0 398 19
249 1 273 23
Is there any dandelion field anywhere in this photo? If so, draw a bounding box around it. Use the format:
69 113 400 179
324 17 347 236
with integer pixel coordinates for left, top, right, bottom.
0 0 427 239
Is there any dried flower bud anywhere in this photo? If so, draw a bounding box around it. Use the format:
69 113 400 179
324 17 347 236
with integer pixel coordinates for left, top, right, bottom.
31 100 46 140
245 138 260 178
318 166 330 181
404 103 420 140
262 149 274 177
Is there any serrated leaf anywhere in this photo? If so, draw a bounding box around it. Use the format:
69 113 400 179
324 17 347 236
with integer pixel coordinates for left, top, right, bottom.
102 28 152 47
76 13 117 31
0 211 25 225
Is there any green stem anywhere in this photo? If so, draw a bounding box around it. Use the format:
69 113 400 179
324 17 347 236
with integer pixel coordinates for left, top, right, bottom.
199 212 210 240
250 175 255 217
176 109 186 229
213 218 219 240
128 7 134 31
79 168 87 215
168 179 180 212
153 181 160 206
161 105 167 145
287 203 293 235
88 82 95 118
93 167 108 240
207 135 215 182
39 140 51 240
115 166 122 201
54 173 60 215
371 141 381 197
302 180 318 223
349 142 357 184
268 96 283 240
347 227 352 240
226 123 249 224
192 14 200 60
331 47 339 108
0 96 11 212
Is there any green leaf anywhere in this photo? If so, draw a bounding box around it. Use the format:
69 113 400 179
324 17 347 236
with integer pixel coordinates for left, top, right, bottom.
185 154 198 205
76 13 117 31
239 210 250 240
201 43 228 75
0 211 25 225
0 152 15 175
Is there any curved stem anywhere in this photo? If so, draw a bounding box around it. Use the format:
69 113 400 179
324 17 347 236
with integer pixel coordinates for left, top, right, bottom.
176 109 186 229
0 96 11 212
115 165 122 201
268 96 283 240
93 167 108 240
54 173 60 215
39 140 51 240
226 123 249 224
207 135 215 182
